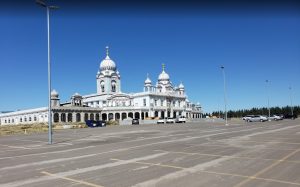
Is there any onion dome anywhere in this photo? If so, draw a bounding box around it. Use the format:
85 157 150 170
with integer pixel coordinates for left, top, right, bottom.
144 73 152 84
178 82 185 89
158 63 170 81
100 46 116 71
51 89 59 98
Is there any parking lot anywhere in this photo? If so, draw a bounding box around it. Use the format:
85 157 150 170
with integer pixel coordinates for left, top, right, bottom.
0 119 300 187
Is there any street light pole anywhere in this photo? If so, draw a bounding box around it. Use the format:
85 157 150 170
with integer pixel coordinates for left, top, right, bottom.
289 86 294 116
36 0 59 144
221 66 228 125
266 80 271 120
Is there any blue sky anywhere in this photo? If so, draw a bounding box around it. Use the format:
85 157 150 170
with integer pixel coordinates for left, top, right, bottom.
0 1 299 113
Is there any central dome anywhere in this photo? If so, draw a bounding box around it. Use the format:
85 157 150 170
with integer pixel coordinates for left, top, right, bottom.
100 46 116 71
100 56 116 71
158 70 170 81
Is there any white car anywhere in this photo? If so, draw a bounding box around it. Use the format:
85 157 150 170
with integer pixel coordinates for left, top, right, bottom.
175 116 186 123
245 115 268 122
157 118 165 124
268 115 283 121
166 117 175 123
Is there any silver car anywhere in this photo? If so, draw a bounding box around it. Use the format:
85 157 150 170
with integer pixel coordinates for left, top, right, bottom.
246 115 268 122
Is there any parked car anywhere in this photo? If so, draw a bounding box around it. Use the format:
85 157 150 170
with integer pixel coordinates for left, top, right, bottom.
242 115 254 121
157 118 165 124
175 116 186 123
268 115 283 121
85 120 106 127
284 114 297 120
166 117 175 123
245 115 268 122
132 118 139 125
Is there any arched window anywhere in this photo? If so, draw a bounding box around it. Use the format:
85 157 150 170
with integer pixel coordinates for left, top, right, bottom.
100 81 105 93
111 81 116 92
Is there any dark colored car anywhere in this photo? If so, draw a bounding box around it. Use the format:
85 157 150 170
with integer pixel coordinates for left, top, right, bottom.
85 120 106 127
132 118 139 125
284 114 297 119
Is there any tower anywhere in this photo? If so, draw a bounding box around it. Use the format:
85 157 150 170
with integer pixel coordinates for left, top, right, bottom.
96 46 121 95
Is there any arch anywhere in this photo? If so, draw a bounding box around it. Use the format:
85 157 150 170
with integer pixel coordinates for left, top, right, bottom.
102 113 107 121
145 112 149 118
128 112 133 118
121 113 127 120
173 111 177 118
95 113 100 121
154 111 158 117
167 111 170 118
84 113 89 121
54 113 59 123
115 113 120 120
100 81 105 93
141 112 144 120
68 113 72 122
161 111 165 119
90 113 94 120
111 80 116 92
76 113 81 122
134 112 140 119
108 113 114 120
61 113 66 122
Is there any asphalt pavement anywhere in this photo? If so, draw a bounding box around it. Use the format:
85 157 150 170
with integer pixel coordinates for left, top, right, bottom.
0 119 300 187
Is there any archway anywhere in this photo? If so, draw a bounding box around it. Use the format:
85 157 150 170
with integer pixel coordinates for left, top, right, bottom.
134 112 140 119
95 113 100 121
121 113 127 120
154 111 158 117
102 113 107 121
115 113 120 120
54 113 59 123
145 112 149 118
76 113 81 122
67 113 72 122
128 112 133 118
161 111 165 119
84 113 88 121
61 113 66 122
173 111 176 118
108 113 114 120
141 112 144 120
90 114 94 120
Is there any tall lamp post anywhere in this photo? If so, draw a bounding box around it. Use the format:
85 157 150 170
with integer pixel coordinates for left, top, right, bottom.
265 80 271 120
289 86 294 116
36 0 59 144
221 66 228 125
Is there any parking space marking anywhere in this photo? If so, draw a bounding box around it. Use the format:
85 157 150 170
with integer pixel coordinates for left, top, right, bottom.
111 158 185 170
0 146 96 160
114 158 300 186
154 150 300 164
227 139 300 145
233 148 300 187
41 171 104 187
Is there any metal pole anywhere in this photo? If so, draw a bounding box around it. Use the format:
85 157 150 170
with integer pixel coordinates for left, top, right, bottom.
47 7 52 144
289 87 294 116
266 80 270 120
221 66 228 125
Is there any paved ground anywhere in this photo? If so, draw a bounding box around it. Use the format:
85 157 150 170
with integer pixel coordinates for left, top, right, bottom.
0 119 300 187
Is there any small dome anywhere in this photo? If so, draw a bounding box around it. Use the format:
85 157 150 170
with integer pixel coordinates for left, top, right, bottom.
178 82 184 89
145 77 152 84
99 46 116 71
51 89 59 97
73 92 81 97
158 70 170 81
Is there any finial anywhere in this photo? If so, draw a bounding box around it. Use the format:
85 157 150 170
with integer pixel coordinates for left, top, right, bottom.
106 46 109 57
162 63 165 71
147 73 149 78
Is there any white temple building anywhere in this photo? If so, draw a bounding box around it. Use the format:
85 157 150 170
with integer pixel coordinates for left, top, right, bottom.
0 47 202 125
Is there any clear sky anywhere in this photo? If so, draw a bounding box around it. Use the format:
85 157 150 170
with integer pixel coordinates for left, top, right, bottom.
1 0 300 113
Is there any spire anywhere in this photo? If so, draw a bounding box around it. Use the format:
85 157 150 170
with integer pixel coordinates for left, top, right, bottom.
162 63 165 72
105 46 109 57
147 73 149 79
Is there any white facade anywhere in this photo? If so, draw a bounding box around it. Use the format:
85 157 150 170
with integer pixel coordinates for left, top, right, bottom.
0 47 202 125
